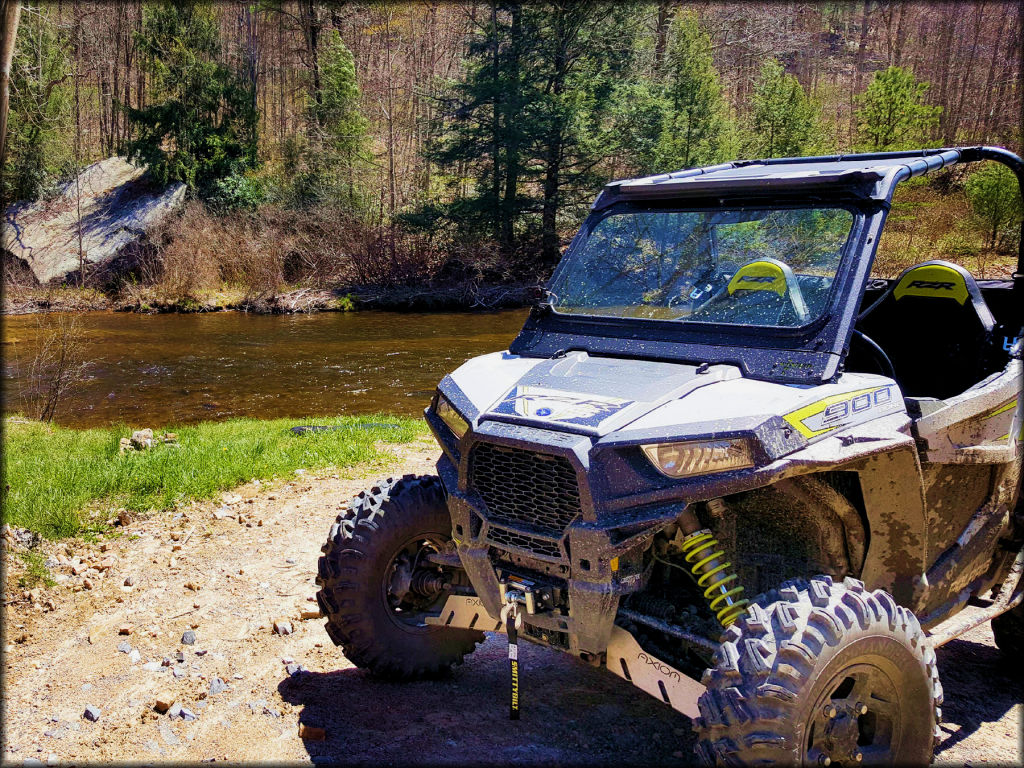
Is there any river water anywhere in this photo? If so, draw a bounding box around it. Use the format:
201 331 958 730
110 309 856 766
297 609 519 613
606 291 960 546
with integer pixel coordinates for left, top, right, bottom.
1 310 529 428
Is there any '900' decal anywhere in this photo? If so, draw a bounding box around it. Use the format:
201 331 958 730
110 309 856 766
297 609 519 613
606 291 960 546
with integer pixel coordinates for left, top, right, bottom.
784 385 899 439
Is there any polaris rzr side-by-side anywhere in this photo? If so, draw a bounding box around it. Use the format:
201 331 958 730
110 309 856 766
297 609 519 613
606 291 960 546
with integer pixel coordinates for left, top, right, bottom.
315 146 1024 766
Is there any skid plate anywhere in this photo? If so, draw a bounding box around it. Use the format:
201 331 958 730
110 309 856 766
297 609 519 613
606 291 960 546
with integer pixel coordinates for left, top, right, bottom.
428 595 706 718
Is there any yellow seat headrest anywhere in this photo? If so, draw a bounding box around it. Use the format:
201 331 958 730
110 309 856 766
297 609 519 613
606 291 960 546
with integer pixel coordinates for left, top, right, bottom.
728 260 788 297
893 263 969 305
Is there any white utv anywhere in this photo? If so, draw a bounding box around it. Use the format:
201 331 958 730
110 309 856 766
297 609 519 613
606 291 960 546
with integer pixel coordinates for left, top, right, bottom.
316 146 1024 766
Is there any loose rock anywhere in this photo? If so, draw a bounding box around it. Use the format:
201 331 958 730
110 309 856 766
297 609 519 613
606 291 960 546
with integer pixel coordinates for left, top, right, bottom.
154 693 175 713
117 641 131 654
273 620 293 636
181 630 196 645
208 677 228 696
82 706 101 722
118 624 132 635
130 429 155 450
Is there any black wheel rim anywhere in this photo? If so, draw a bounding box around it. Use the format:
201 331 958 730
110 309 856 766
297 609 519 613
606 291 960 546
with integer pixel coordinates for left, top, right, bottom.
380 534 448 633
805 662 902 766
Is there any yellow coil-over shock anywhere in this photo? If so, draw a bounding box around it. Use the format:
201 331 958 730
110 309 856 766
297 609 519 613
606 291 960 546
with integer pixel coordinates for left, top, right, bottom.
678 529 749 627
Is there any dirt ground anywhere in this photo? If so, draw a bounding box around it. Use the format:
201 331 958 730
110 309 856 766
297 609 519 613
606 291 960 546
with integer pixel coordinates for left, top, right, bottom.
3 437 1021 765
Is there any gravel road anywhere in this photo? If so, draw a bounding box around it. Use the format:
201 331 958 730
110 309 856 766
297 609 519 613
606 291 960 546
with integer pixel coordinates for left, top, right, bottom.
3 438 1020 765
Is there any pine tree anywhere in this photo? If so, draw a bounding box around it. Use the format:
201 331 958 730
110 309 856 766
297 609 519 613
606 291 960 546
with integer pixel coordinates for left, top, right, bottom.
302 29 368 206
424 3 535 254
750 59 818 158
529 2 640 263
123 1 258 198
654 11 729 171
855 66 941 151
424 2 638 264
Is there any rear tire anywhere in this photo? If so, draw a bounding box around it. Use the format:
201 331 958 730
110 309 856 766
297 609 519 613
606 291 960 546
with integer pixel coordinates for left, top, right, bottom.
695 576 942 766
315 474 483 680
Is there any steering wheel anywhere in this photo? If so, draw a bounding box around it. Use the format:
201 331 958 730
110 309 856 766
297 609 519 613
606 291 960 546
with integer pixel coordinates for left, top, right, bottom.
850 329 897 380
666 265 722 309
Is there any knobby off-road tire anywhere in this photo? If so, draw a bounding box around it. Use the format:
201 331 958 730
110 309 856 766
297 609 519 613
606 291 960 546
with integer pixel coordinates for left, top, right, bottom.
990 601 1024 657
315 474 483 680
695 575 942 767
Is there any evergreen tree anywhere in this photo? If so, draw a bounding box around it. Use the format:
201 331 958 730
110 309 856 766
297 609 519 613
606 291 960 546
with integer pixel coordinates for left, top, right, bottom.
298 30 368 206
855 66 941 151
654 11 729 171
425 2 638 264
750 59 818 158
425 3 537 255
3 6 73 202
530 2 639 263
124 1 258 198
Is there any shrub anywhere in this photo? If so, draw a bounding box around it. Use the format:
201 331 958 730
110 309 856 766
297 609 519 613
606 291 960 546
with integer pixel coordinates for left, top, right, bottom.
207 173 267 213
965 164 1022 253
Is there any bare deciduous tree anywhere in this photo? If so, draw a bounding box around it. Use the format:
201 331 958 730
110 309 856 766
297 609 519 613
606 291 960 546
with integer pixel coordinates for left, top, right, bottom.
20 313 91 423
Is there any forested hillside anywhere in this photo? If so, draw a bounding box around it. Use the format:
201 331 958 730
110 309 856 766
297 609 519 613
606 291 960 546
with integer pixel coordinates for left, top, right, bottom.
3 1 1021 310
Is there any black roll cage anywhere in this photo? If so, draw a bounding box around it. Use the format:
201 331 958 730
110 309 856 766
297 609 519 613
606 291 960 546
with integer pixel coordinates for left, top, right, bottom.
511 146 1024 384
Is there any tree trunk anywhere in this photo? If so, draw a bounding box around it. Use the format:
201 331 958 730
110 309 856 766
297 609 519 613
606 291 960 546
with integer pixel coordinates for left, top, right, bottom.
950 3 984 142
500 4 520 255
300 0 322 139
541 14 569 266
654 0 673 72
0 0 22 205
490 1 501 247
975 13 1007 139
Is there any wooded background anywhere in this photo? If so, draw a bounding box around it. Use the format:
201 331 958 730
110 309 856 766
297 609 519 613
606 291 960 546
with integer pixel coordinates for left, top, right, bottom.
3 1 1022 300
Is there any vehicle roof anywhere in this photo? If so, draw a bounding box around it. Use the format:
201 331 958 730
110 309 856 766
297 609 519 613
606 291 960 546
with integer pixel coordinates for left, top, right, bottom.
598 147 971 206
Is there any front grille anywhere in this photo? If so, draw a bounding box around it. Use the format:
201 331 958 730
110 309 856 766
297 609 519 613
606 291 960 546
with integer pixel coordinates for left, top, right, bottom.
486 525 562 560
470 443 583 536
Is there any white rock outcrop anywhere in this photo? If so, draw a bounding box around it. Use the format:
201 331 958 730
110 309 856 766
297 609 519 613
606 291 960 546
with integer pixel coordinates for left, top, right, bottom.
2 157 186 284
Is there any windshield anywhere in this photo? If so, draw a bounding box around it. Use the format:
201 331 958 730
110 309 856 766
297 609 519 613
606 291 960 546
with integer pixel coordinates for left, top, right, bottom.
548 207 855 328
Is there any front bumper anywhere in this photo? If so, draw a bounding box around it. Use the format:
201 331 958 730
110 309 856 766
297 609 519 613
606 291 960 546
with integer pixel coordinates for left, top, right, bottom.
429 415 686 656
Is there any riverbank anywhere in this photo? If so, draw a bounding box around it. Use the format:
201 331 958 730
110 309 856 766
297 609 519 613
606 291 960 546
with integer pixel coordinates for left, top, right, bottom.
1 281 535 316
1 415 426 539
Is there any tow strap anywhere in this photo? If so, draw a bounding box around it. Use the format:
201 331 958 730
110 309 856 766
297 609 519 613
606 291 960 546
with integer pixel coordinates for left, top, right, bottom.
501 600 523 720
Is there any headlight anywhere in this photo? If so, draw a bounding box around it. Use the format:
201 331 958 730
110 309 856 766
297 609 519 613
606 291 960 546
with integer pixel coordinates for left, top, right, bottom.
436 394 469 439
641 438 754 479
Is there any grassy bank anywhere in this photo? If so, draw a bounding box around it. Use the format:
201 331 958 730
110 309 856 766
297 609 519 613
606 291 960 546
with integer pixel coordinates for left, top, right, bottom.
1 414 428 539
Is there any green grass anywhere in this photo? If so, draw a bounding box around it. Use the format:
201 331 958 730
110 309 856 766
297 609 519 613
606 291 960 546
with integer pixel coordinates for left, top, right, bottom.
16 550 57 589
1 414 428 539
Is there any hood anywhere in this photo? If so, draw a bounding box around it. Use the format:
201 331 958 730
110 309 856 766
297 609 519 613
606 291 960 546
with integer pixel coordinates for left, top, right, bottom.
444 351 742 437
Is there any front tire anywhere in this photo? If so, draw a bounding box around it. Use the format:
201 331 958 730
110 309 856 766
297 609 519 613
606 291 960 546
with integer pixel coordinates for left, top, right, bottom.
695 576 942 766
315 474 484 680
